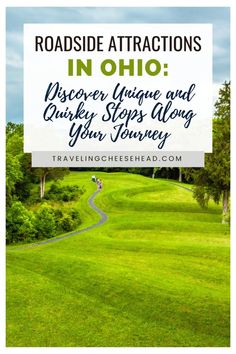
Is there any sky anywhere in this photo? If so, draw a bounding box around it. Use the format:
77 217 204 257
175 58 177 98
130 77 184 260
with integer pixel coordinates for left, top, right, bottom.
6 7 230 123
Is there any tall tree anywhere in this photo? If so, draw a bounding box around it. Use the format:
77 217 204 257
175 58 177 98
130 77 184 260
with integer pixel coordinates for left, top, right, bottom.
152 167 159 179
6 122 70 200
178 168 183 182
6 123 24 205
185 82 230 223
32 168 70 199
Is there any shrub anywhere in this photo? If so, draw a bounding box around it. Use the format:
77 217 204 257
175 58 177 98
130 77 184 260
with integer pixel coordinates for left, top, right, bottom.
54 208 64 224
69 208 81 222
34 203 56 239
59 208 81 232
6 201 82 244
45 183 84 202
59 214 74 232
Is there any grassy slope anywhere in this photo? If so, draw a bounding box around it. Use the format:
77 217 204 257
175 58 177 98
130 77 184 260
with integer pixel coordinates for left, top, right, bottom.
6 172 230 347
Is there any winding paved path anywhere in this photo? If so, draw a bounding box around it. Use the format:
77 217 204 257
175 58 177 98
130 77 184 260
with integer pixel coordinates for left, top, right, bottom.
10 181 192 251
12 190 107 251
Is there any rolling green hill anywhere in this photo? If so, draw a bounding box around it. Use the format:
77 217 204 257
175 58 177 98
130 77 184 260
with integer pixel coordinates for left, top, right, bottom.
6 172 230 347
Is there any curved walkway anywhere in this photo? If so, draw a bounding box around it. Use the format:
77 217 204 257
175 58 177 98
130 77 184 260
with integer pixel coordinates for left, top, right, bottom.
12 190 108 251
10 181 192 251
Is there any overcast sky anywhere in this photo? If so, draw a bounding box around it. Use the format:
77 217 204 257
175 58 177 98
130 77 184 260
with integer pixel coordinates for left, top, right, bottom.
6 7 230 123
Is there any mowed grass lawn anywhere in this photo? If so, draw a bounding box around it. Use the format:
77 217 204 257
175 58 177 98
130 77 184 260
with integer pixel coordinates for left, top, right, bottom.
6 172 230 347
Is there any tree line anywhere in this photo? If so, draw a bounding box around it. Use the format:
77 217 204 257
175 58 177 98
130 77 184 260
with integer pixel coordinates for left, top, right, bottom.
6 124 83 244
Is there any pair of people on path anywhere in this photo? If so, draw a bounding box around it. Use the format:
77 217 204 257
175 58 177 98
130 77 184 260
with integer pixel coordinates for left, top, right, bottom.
91 175 103 190
96 178 103 190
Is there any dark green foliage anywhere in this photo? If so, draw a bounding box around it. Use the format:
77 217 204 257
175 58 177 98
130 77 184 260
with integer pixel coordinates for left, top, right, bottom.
6 122 70 202
6 123 35 203
69 208 81 221
34 203 57 239
53 208 64 223
6 201 35 244
14 154 34 201
185 82 230 222
59 214 74 232
54 207 81 232
6 123 79 243
6 125 24 206
33 167 70 198
45 183 84 201
34 203 81 238
6 202 82 243
6 153 23 205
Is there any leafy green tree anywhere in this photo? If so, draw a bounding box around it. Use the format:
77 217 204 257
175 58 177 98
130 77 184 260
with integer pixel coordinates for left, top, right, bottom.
6 201 35 243
54 208 81 232
6 123 33 203
69 208 81 223
6 122 70 200
6 153 23 205
6 122 23 137
32 168 70 199
34 203 56 239
6 124 25 205
185 82 230 223
59 214 74 232
14 153 33 201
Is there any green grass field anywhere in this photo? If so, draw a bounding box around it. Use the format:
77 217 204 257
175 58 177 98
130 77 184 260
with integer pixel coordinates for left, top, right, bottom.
6 172 230 347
